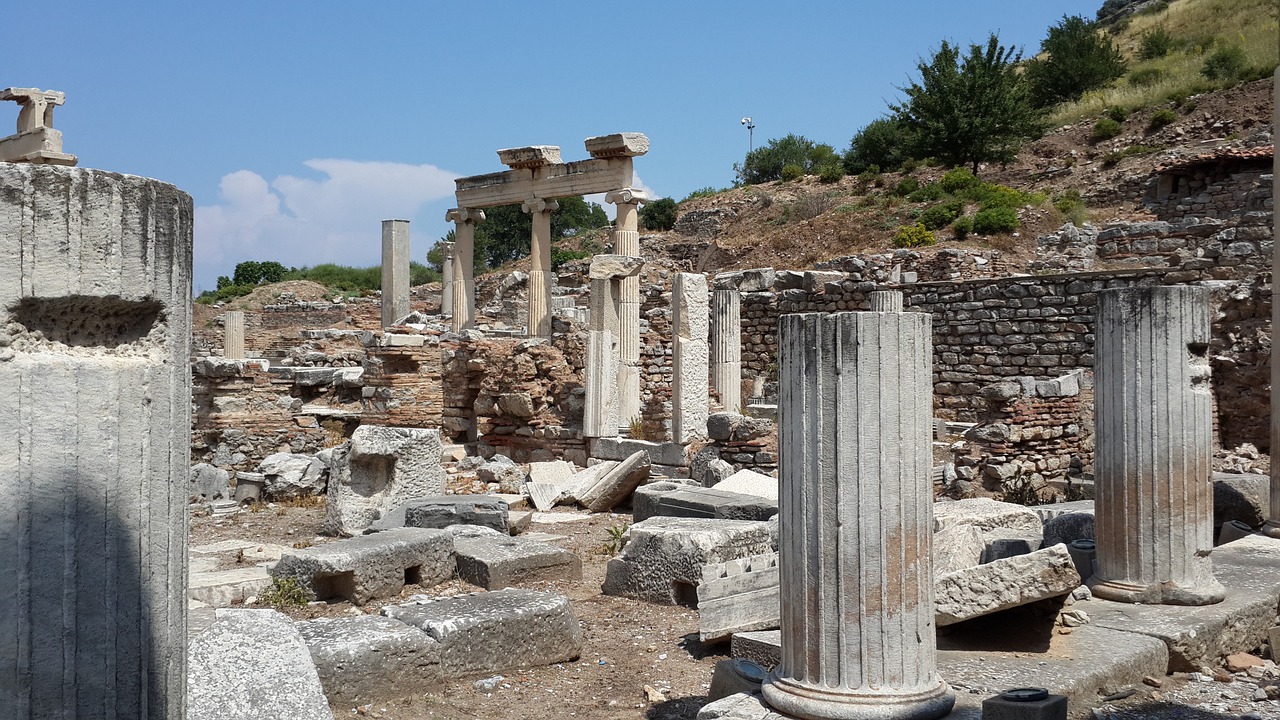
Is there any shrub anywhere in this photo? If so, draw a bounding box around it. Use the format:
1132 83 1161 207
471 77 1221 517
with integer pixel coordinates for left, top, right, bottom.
1128 67 1165 87
1091 117 1123 141
1138 27 1174 60
892 222 936 248
1101 144 1160 165
907 183 945 203
969 183 1035 209
843 117 913 174
972 206 1020 234
739 134 838 184
1053 190 1088 225
781 163 805 182
1105 105 1129 123
639 197 678 230
893 177 920 197
919 199 965 230
1201 46 1247 82
939 168 979 194
681 186 721 202
1147 108 1177 131
952 215 973 240
817 163 844 184
259 576 308 610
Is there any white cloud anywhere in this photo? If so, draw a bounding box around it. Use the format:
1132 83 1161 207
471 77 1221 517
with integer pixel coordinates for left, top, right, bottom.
193 159 458 292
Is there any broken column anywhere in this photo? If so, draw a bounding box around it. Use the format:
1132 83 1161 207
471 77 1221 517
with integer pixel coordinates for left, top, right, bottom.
445 208 484 332
606 187 648 423
869 289 903 312
381 219 410 329
762 311 954 720
523 198 558 338
0 87 77 165
672 273 710 443
440 240 455 316
583 255 643 437
711 274 742 413
224 310 245 359
0 164 192 718
1090 286 1225 605
1268 67 1280 540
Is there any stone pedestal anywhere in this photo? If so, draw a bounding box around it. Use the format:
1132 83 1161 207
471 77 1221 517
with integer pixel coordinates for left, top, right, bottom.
607 188 647 425
0 164 192 719
440 241 454 317
762 311 953 720
224 310 245 359
1090 286 1225 605
672 273 710 443
523 198 558 338
869 290 903 312
584 255 643 438
711 282 742 413
446 208 484 332
1267 67 1280 540
381 219 410 329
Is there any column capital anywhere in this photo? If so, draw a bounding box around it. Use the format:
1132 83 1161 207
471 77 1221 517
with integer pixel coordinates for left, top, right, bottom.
520 197 560 214
445 207 486 224
605 188 649 206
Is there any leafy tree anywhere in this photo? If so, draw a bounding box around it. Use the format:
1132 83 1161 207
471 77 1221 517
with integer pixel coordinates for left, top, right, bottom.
736 134 838 184
231 260 288 286
892 34 1042 175
426 229 455 273
639 198 678 230
842 117 913 174
1024 16 1127 107
473 196 608 272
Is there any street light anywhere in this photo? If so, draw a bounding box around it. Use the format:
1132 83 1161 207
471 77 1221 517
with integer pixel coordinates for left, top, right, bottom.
740 116 755 154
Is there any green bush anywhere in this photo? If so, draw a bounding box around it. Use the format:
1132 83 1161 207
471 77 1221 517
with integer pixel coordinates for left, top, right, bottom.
1147 108 1177 131
781 163 805 182
1052 190 1088 225
817 163 845 184
681 187 721 202
967 182 1036 209
1091 118 1123 141
1128 67 1165 87
939 168 979 194
1138 27 1174 60
739 134 838 184
919 199 965 230
893 177 920 197
550 248 591 269
259 576 308 610
892 222 936 248
1201 45 1247 82
843 117 913 174
972 206 1020 234
906 183 945 203
639 197 678 230
1105 105 1130 123
952 215 973 240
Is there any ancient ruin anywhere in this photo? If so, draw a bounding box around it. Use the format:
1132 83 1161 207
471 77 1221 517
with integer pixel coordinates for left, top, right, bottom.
0 87 77 165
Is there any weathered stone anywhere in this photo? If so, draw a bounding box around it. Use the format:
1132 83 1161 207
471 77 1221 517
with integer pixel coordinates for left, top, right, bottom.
933 523 985 577
672 272 710 442
188 609 333 720
448 525 582 589
381 219 410 329
271 527 454 605
584 132 650 158
476 454 527 494
1041 511 1095 548
706 412 773 442
1213 472 1269 528
577 450 651 512
191 463 232 502
375 495 511 534
709 659 768 703
223 310 245 359
325 427 446 536
632 482 778 523
296 614 442 706
528 460 577 486
710 469 777 502
933 497 1043 537
711 289 743 412
496 145 561 168
698 553 780 643
257 452 326 500
589 437 688 466
587 254 644 280
382 588 582 676
706 458 736 486
934 543 1081 626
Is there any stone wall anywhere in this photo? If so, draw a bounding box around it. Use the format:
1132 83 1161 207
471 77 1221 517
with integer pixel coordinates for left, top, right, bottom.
1148 166 1272 223
362 340 445 430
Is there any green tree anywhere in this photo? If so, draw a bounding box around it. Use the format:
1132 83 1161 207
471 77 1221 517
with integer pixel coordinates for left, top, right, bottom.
231 260 288 286
1024 15 1127 107
843 117 913 174
892 34 1042 175
639 198 678 230
426 229 455 273
473 196 608 272
736 134 838 184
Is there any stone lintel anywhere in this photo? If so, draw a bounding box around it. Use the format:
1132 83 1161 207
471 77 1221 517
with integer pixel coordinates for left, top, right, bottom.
455 158 631 208
585 132 650 158
588 254 644 280
605 187 650 206
496 145 562 169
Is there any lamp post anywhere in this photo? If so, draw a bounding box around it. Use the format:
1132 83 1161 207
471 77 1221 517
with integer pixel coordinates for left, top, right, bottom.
740 116 755 154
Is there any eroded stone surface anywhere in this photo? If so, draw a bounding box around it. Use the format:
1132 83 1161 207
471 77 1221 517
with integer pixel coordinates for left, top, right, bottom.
296 614 442 707
272 527 454 605
448 525 582 589
935 543 1081 626
325 426 446 536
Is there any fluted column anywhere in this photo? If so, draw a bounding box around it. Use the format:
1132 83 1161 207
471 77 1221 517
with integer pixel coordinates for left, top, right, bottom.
584 255 643 438
224 310 245 359
445 208 484 332
869 290 903 312
672 273 710 443
711 278 742 413
381 219 410 329
607 188 648 425
763 311 953 720
1090 286 1225 605
1266 67 1280 539
440 241 454 317
523 198 558 338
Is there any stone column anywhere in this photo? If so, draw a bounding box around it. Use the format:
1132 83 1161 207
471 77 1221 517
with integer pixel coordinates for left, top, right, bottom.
445 208 484 332
523 198 559 338
381 219 410 329
672 273 710 443
1090 286 1225 605
869 289 904 312
606 188 648 425
440 241 454 317
1266 67 1280 539
762 311 954 720
583 255 643 438
711 275 742 413
0 164 192 719
224 310 245 359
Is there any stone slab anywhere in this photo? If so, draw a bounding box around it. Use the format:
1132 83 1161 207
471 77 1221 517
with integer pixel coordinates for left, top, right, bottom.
448 525 583 589
296 614 442 706
933 523 985 576
271 527 454 605
709 469 777 502
527 460 577 486
387 495 509 534
1213 472 1270 528
188 566 272 607
633 481 778 523
697 553 779 643
589 436 688 467
935 543 1081 626
188 609 334 720
381 588 582 676
933 497 1043 537
578 450 651 512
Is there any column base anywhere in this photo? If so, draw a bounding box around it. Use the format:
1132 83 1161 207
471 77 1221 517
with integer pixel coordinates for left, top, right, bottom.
1260 520 1280 539
1087 576 1226 606
762 675 954 720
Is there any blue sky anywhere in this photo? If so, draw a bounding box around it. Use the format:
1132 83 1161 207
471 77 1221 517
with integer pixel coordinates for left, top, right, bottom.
6 1 1099 293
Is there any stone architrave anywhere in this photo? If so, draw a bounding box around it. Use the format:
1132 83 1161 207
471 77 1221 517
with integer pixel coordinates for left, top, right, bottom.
762 311 954 720
381 219 411 329
583 255 643 438
711 274 743 413
1090 286 1225 605
1268 67 1280 539
0 87 77 165
869 289 904 312
0 164 192 719
445 208 484 332
224 310 245 359
672 273 710 443
522 198 559 338
606 187 649 423
440 241 455 316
